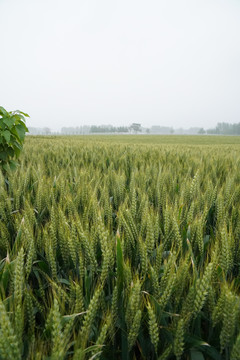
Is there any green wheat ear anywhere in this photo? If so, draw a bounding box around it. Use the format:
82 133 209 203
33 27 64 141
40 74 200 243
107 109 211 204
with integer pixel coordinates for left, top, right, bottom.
158 345 172 360
128 309 142 351
25 290 35 338
173 319 185 360
231 332 240 360
147 302 159 353
51 299 64 359
193 262 213 316
0 301 21 360
220 290 238 353
80 286 102 344
92 313 111 359
14 247 25 307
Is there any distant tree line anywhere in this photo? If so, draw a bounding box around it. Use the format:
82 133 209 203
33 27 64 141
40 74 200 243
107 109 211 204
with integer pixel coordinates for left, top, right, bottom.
61 126 91 135
28 127 52 135
27 122 240 136
89 125 129 133
205 122 240 135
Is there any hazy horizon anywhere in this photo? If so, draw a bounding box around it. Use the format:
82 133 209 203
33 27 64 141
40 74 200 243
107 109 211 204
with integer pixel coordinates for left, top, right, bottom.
1 0 240 131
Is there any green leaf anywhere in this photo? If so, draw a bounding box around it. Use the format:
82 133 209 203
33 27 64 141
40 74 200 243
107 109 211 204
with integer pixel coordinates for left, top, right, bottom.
200 345 221 360
2 163 9 173
9 160 17 171
6 147 14 157
13 114 27 124
59 278 70 285
18 120 29 132
34 261 49 273
190 349 205 360
89 351 104 360
62 311 86 325
15 124 26 141
186 335 211 348
186 335 221 360
16 110 30 117
3 117 15 129
2 130 11 142
0 120 5 130
13 146 21 158
0 106 8 117
0 151 7 161
13 140 22 150
10 127 21 142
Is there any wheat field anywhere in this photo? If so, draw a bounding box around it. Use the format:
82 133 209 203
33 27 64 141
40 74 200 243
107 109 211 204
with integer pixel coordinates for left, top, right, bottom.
1 135 240 359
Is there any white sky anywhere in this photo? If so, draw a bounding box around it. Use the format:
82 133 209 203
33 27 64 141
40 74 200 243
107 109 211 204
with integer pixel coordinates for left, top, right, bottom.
1 0 240 131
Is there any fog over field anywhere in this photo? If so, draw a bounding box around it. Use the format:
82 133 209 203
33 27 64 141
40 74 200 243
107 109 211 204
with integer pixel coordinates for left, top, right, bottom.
1 0 240 130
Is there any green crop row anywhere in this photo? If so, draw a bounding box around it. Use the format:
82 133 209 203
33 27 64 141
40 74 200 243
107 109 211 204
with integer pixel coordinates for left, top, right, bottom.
0 136 240 359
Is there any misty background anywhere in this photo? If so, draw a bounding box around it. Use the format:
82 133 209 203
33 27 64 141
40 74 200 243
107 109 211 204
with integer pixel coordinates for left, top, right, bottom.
1 0 240 132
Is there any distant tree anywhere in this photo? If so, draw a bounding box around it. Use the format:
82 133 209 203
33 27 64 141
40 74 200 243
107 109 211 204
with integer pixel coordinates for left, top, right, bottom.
129 123 141 134
43 127 51 135
198 128 206 134
150 126 174 134
206 128 216 134
117 126 129 133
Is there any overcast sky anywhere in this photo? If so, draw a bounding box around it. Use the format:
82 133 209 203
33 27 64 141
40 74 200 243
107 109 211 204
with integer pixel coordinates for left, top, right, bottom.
1 0 240 131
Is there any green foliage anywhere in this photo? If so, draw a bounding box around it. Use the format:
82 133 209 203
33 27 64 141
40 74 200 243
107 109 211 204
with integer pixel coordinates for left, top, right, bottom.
0 135 240 359
0 106 29 173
